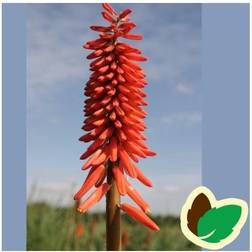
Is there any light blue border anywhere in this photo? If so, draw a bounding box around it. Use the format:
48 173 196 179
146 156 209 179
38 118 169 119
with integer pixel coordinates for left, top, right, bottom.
1 3 250 251
2 4 26 250
202 4 250 250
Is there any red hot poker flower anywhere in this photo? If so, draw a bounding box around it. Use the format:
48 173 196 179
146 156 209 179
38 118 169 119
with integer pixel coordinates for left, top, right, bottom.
74 164 105 200
126 181 150 213
77 183 111 213
120 203 160 231
74 3 159 231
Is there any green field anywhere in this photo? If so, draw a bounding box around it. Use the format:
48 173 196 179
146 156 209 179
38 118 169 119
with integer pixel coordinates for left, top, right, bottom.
27 202 199 250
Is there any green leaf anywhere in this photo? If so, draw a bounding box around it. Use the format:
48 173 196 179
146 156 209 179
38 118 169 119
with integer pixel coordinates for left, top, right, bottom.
197 205 242 243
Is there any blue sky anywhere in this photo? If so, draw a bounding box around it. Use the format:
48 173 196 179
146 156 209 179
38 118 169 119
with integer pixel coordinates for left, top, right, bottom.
27 3 201 215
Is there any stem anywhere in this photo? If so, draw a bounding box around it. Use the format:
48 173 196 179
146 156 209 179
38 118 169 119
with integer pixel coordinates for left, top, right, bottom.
106 14 121 251
106 161 121 250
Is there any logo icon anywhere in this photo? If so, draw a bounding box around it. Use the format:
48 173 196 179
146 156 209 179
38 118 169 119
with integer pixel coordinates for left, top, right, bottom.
180 186 248 250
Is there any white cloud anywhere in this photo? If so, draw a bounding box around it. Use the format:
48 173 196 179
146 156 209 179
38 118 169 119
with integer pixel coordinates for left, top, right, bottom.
27 5 101 110
162 111 202 126
175 83 194 95
161 185 179 193
27 178 77 206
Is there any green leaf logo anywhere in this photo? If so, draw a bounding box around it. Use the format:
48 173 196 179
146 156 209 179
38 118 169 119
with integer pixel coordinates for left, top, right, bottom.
197 205 242 243
180 186 248 250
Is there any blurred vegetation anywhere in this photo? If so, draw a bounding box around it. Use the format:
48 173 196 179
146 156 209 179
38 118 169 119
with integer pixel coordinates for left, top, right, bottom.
27 202 200 250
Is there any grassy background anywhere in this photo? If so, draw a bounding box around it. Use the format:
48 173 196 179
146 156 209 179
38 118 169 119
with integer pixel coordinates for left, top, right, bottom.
27 202 199 250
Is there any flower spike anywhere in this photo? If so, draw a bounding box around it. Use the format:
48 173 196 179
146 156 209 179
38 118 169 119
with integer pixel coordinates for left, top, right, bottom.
74 3 159 232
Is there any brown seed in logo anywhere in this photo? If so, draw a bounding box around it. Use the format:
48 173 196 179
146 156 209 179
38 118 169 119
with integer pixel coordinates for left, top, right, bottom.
187 193 212 235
